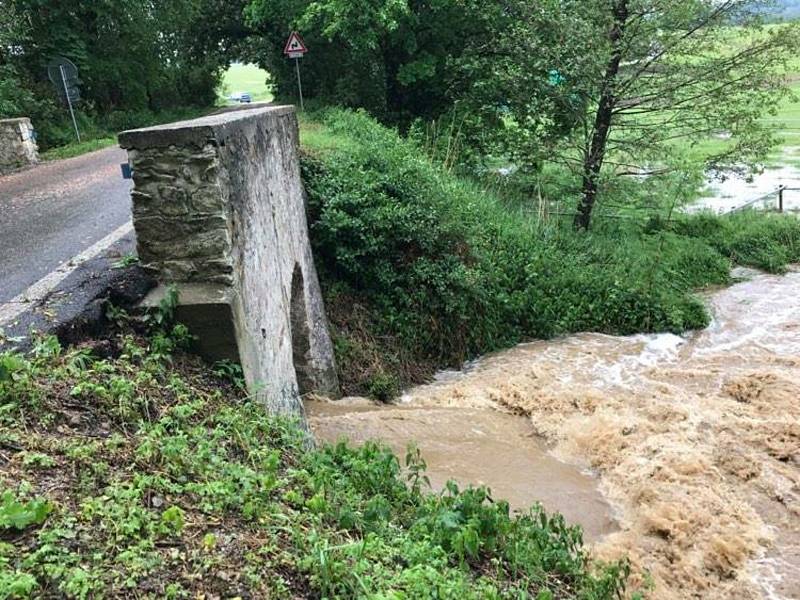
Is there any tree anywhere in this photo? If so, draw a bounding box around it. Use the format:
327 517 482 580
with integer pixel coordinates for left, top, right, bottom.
449 1 601 170
0 2 33 116
1 0 242 144
243 0 519 125
450 0 797 228
564 0 799 229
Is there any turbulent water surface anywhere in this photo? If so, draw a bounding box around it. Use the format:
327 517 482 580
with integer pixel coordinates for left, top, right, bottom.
307 267 800 599
308 399 618 541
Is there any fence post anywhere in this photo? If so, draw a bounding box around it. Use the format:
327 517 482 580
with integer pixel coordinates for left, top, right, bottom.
779 186 784 213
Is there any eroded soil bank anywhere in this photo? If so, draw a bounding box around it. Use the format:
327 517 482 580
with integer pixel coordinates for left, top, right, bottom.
307 268 800 599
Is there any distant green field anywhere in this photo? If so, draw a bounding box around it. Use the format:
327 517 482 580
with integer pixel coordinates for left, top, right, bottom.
765 83 800 149
718 23 800 76
219 63 273 103
673 24 800 165
679 83 800 163
720 24 800 157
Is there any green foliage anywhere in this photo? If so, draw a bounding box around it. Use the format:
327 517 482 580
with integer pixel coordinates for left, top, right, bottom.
663 211 800 273
160 507 185 534
143 285 180 329
245 0 800 228
0 1 231 151
243 0 525 128
0 491 51 531
211 359 247 390
111 253 140 269
0 333 635 598
0 565 37 600
549 1 800 227
366 371 400 403
39 138 117 161
0 64 35 118
7 0 225 112
299 109 800 394
19 453 55 470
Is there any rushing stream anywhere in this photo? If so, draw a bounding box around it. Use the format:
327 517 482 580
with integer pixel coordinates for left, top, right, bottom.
306 267 800 599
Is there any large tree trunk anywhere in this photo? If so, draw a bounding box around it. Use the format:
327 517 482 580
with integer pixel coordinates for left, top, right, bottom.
575 0 629 230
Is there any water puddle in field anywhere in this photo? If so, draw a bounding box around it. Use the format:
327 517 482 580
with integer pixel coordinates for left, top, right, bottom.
692 147 800 213
307 267 800 599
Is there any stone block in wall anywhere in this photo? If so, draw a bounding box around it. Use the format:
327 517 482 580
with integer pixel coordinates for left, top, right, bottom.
119 106 340 415
0 118 39 174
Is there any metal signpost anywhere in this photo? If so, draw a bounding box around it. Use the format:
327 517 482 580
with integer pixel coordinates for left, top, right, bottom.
283 32 308 111
46 57 81 142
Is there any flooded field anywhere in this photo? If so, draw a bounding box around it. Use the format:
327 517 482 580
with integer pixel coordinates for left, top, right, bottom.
307 268 800 599
693 148 800 214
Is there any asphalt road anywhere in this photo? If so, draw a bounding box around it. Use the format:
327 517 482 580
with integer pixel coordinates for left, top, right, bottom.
0 147 133 304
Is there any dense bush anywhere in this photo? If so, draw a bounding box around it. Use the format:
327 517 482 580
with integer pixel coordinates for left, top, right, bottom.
301 109 800 395
0 0 228 151
0 65 35 117
666 211 800 273
243 0 502 124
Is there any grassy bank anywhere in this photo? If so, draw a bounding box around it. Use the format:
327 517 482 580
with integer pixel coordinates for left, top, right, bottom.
0 326 635 598
300 109 800 397
39 137 117 161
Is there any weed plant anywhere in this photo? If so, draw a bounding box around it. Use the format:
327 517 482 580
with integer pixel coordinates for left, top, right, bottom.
660 211 800 273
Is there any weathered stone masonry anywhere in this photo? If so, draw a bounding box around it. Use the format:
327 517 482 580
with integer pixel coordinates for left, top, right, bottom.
119 106 340 415
0 118 38 174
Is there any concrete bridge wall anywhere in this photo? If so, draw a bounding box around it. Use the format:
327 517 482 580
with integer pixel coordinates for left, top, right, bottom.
119 106 339 415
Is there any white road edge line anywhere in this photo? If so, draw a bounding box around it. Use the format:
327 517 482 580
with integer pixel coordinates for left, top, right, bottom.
0 220 134 326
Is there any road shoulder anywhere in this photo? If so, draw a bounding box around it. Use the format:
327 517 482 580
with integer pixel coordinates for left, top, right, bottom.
0 231 154 352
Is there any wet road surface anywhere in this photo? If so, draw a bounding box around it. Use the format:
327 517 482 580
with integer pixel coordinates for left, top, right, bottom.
0 147 132 303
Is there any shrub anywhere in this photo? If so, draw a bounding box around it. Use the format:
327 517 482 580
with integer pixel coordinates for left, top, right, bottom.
0 65 36 118
669 211 800 273
301 109 789 395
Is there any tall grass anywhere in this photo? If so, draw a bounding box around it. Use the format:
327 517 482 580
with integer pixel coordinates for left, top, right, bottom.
37 105 213 157
666 210 800 273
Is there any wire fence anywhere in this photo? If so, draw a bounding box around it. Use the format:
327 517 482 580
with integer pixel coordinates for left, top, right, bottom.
525 185 800 225
726 185 800 215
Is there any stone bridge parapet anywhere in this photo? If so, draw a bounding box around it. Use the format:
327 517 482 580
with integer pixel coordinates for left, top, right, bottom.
119 106 339 415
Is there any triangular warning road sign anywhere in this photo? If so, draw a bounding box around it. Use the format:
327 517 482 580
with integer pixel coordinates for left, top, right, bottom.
283 32 308 56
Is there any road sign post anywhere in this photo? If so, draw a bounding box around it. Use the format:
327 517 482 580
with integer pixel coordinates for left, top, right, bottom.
59 65 80 142
47 57 82 143
294 58 304 111
283 32 308 111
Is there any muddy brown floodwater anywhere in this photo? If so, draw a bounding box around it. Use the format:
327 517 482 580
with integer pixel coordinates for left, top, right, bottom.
306 267 800 599
307 401 619 541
